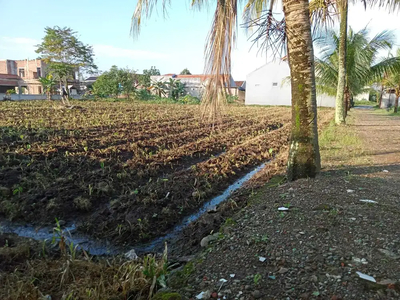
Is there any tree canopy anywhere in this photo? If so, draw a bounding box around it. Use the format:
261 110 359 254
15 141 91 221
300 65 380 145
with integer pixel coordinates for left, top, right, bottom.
93 66 137 98
138 66 161 88
36 26 97 93
316 27 400 101
180 68 192 75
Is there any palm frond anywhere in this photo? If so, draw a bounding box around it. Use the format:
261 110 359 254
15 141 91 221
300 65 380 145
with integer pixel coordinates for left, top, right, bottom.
131 0 170 37
201 0 238 123
369 56 400 83
242 0 272 25
309 0 338 35
242 10 287 58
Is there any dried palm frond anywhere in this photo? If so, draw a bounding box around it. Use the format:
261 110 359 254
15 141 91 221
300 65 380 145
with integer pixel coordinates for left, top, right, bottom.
131 0 170 37
243 10 287 59
200 0 238 124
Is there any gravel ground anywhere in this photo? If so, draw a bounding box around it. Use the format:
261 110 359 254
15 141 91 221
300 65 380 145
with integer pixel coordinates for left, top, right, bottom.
172 110 400 300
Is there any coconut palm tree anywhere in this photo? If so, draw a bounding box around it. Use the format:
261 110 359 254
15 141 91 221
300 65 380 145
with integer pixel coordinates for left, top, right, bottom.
315 27 400 112
131 0 320 180
310 0 400 124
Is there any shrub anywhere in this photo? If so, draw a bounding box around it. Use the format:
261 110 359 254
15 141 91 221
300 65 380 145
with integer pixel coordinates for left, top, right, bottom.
135 89 153 101
177 95 200 104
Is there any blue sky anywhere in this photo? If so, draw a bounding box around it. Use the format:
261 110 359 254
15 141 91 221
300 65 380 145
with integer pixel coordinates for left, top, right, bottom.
1 0 399 80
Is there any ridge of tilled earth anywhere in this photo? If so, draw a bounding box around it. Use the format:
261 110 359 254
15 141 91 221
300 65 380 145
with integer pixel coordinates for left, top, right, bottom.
174 167 400 300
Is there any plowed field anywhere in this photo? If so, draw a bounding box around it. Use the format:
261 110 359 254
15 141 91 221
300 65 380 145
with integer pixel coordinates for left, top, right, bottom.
0 101 333 246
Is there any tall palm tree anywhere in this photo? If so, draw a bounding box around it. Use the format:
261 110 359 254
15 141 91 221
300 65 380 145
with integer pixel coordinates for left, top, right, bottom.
315 27 400 111
310 0 400 124
131 0 320 180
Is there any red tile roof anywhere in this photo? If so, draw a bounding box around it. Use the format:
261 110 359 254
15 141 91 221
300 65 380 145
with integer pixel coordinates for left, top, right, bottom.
0 80 19 86
235 81 244 87
0 74 21 80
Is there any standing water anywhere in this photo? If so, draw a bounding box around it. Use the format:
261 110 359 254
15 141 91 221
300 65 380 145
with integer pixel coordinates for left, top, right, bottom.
0 162 268 255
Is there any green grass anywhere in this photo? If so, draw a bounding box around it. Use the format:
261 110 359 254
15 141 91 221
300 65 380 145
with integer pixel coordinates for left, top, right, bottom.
319 116 367 167
353 100 377 106
372 108 400 117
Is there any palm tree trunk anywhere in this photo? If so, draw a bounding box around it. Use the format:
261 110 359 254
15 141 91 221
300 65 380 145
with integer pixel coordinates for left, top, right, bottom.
379 85 384 108
395 90 399 113
334 0 348 125
283 0 321 181
344 86 350 115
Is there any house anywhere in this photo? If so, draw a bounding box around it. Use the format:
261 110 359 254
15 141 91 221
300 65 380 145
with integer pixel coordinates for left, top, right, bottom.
245 61 336 107
150 74 237 98
82 76 98 90
0 58 82 96
234 81 246 91
0 59 47 94
380 89 399 109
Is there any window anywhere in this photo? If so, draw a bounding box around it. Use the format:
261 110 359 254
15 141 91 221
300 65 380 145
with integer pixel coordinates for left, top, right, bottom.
19 68 25 77
38 86 42 94
272 82 278 86
37 68 41 78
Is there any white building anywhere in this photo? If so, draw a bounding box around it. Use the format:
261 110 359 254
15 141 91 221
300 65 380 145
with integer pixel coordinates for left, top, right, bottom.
150 74 237 98
380 91 399 109
245 61 336 107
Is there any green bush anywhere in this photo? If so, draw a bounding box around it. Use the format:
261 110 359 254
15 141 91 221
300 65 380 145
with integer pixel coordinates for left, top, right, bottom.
226 95 239 103
177 95 200 104
135 89 153 101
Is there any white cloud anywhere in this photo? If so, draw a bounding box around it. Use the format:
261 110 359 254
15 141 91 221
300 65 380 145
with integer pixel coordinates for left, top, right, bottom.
93 44 169 60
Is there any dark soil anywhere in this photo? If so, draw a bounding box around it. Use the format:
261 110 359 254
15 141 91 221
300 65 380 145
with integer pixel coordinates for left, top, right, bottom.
0 101 294 246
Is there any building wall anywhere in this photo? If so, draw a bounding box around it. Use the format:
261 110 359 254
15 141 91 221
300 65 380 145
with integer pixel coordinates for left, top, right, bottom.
245 62 336 107
0 59 48 95
14 59 46 79
380 92 399 108
0 93 83 101
0 60 7 74
151 76 205 98
151 75 237 99
354 92 370 101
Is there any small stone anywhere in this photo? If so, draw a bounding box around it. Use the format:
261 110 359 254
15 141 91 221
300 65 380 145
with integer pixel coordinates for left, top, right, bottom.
200 233 219 247
252 290 262 299
278 267 289 274
124 249 139 260
300 292 310 299
311 275 318 283
207 206 218 213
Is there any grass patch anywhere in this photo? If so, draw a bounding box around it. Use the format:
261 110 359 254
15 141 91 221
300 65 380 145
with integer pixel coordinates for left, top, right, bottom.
372 108 400 117
319 116 367 167
0 241 171 300
353 100 377 106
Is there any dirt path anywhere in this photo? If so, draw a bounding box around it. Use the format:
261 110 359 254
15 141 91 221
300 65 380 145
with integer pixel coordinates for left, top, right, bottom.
353 109 400 166
173 110 400 300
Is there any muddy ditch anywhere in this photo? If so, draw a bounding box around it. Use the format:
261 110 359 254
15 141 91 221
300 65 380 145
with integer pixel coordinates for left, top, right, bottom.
0 161 272 256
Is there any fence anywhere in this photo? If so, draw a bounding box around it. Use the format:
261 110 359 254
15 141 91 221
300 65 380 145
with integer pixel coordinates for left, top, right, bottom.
0 94 83 101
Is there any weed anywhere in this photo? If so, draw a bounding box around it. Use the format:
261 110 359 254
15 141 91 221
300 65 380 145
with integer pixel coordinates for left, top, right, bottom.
254 273 262 285
73 196 92 211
